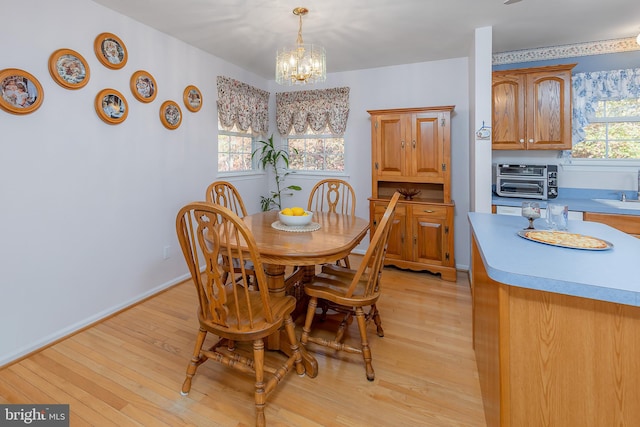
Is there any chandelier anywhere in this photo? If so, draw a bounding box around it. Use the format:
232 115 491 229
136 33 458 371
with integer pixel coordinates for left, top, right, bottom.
275 7 326 85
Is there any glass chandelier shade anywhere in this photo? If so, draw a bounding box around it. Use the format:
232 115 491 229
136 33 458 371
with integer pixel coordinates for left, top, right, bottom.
275 7 326 85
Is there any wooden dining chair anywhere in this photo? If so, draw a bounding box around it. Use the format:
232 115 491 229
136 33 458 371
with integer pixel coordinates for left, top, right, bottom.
301 192 400 381
176 202 305 427
205 180 256 286
307 178 356 268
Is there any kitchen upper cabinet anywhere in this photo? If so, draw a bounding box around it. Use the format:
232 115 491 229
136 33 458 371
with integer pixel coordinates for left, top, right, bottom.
492 63 575 150
368 106 456 281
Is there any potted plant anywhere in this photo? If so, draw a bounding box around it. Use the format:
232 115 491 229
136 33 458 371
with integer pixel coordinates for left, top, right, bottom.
252 135 301 211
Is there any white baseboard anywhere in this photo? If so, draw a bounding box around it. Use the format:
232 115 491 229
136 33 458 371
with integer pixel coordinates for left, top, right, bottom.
0 273 191 368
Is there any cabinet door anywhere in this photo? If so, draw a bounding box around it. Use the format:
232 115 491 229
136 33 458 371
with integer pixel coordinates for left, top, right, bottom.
373 114 406 177
492 74 526 149
373 202 407 261
526 70 572 150
412 112 445 180
411 205 449 265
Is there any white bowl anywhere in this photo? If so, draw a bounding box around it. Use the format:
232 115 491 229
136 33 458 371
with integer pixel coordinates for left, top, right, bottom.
278 210 313 226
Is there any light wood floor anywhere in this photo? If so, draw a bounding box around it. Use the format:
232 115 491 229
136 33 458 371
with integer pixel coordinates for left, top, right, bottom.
0 257 486 426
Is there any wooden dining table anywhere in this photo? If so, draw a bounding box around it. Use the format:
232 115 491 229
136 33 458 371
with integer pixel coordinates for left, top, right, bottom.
241 210 370 377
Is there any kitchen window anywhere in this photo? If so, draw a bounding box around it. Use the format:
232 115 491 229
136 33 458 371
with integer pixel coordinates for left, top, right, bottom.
217 122 256 173
571 68 640 163
572 98 640 160
287 125 345 172
276 87 350 173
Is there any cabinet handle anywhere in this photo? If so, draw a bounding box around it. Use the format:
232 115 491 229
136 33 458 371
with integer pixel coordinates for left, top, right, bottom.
412 140 416 149
529 139 534 143
423 209 435 213
401 140 405 149
519 139 525 143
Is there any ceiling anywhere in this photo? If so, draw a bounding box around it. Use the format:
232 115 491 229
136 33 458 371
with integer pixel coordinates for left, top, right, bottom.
91 0 640 80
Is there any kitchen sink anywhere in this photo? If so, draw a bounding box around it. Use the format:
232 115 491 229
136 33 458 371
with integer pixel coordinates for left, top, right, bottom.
592 198 640 211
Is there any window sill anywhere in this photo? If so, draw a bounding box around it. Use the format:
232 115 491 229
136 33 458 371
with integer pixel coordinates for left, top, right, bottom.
561 159 640 172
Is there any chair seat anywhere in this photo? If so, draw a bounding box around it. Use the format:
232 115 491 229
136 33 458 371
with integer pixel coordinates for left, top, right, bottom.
305 270 379 307
199 287 297 341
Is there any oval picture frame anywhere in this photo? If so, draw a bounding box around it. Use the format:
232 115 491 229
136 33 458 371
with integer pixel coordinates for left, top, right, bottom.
183 85 202 112
0 68 44 115
94 32 127 70
160 100 182 130
130 70 157 103
48 48 90 90
95 88 128 125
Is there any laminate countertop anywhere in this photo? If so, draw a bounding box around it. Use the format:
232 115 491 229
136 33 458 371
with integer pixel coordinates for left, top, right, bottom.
492 187 640 216
468 212 640 307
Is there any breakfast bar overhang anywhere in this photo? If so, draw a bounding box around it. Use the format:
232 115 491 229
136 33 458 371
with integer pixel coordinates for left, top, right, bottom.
468 212 640 427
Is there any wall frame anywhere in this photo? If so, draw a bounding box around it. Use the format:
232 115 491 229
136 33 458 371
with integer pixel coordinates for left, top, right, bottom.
48 48 90 90
95 88 128 125
0 68 44 115
94 32 127 70
160 100 182 130
183 85 202 112
130 70 157 103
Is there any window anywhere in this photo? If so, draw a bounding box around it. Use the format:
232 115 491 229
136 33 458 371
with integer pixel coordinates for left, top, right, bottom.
287 125 344 172
572 98 640 159
217 122 255 173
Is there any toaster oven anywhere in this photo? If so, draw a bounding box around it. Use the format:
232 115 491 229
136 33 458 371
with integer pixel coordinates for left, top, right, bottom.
495 164 558 200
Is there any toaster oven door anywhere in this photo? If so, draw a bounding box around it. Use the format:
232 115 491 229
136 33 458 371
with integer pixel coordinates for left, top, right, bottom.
497 178 546 199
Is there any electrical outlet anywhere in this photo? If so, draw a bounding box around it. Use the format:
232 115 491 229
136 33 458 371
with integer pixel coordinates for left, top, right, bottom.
163 245 171 260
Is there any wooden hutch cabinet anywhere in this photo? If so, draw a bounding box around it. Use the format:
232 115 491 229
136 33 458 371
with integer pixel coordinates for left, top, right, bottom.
368 106 456 281
492 63 575 150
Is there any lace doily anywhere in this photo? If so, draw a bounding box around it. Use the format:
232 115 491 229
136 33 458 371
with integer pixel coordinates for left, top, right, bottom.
271 221 321 233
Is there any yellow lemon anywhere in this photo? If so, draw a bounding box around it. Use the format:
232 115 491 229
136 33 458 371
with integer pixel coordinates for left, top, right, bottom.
281 208 293 216
291 207 305 216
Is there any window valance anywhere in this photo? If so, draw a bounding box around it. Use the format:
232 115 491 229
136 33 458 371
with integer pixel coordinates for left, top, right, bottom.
572 68 640 145
276 87 350 136
216 76 269 135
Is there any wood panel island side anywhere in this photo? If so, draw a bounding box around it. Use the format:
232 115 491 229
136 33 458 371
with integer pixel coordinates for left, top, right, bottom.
468 212 640 427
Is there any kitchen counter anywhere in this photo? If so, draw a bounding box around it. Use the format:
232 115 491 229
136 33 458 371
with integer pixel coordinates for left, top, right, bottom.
492 187 640 216
468 212 640 306
469 212 640 427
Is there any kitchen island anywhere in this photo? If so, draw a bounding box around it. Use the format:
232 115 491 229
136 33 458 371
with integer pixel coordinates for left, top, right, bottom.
469 212 640 427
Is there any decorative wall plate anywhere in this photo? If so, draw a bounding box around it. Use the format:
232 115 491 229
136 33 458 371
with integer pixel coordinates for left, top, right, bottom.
183 85 202 112
0 68 44 115
94 32 127 70
48 48 90 89
130 70 157 103
160 100 182 130
95 88 128 125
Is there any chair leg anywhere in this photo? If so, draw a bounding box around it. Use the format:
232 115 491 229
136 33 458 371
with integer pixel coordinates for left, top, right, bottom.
283 315 305 376
253 339 266 427
181 328 208 395
301 297 318 345
355 307 375 381
369 304 384 337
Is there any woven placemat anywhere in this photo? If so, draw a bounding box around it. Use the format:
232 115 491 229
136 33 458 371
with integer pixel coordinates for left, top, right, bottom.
271 221 321 233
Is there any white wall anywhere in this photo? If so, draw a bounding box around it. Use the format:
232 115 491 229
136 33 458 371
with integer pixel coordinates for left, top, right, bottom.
470 27 494 213
1 0 475 365
0 0 269 366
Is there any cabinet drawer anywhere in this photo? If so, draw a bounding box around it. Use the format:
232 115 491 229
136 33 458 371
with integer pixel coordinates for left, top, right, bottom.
584 212 640 236
411 204 448 218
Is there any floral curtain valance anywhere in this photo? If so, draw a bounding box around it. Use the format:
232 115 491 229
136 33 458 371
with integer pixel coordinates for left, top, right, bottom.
572 68 640 145
276 87 350 136
216 76 269 135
